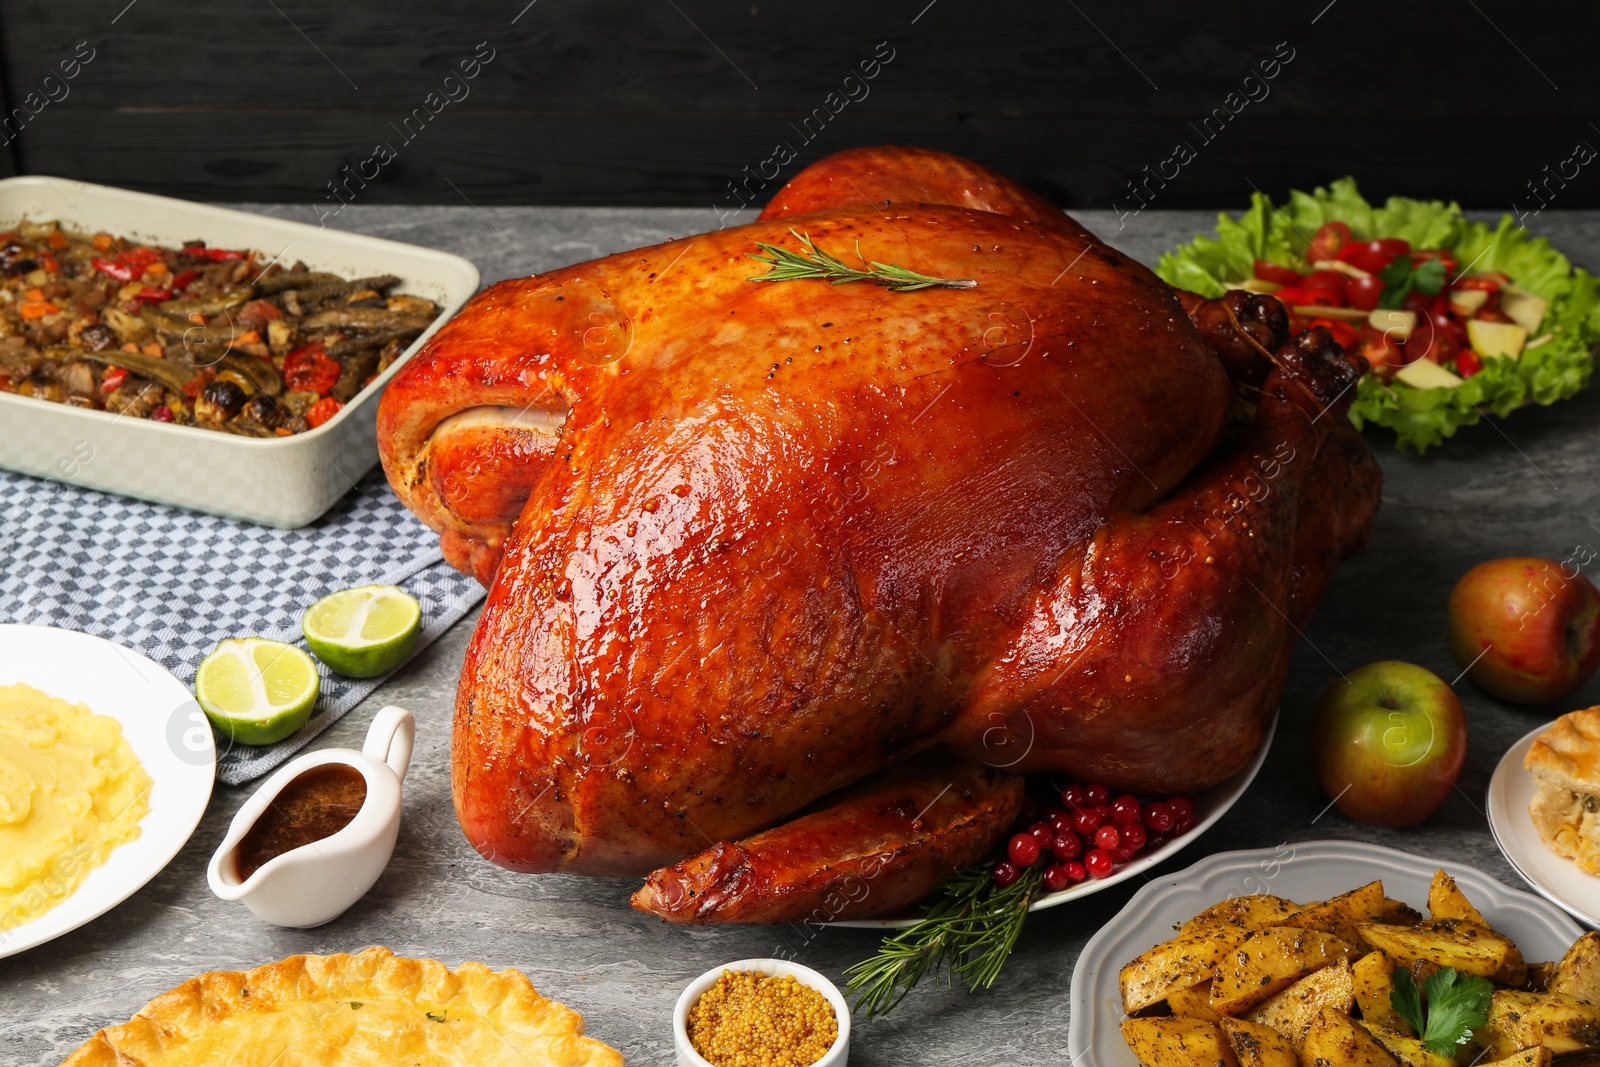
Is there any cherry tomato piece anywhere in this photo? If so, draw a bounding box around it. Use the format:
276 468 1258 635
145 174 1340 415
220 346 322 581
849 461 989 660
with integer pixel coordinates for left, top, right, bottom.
1456 349 1485 377
1253 259 1304 287
1304 270 1349 303
1337 238 1410 274
304 396 344 429
1308 221 1353 263
1346 274 1385 311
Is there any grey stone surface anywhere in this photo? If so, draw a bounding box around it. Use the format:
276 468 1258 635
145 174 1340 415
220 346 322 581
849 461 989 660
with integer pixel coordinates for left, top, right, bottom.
5 203 1600 1067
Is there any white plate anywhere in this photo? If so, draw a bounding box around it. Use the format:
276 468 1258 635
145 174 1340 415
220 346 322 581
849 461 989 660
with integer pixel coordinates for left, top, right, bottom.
0 624 214 959
0 176 481 527
1488 720 1600 928
832 716 1276 928
1067 840 1584 1066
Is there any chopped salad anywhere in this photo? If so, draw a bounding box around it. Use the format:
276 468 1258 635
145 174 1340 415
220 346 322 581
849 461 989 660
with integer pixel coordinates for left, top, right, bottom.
1158 178 1600 451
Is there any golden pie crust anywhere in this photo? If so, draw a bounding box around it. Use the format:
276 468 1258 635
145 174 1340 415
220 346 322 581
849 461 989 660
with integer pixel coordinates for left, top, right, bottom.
60 946 624 1067
1525 706 1600 876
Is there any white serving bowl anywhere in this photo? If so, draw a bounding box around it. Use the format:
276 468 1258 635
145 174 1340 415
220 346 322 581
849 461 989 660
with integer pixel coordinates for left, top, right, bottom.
0 175 479 527
674 957 850 1067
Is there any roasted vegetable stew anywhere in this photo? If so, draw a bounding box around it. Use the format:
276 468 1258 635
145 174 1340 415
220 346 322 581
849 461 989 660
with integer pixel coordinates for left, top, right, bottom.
0 219 441 436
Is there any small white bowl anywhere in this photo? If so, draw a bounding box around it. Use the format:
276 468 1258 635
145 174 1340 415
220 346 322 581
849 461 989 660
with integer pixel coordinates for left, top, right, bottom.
674 958 850 1067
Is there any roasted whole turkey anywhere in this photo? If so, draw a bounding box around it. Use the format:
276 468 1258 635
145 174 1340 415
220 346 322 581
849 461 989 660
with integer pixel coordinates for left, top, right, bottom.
378 147 1381 924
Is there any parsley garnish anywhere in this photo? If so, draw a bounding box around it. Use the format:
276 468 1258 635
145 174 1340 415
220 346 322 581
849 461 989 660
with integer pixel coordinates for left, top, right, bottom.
1390 966 1493 1056
1377 255 1447 309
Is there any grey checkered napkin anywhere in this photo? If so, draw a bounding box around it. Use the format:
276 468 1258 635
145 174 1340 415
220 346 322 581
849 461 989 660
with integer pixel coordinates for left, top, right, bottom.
0 466 483 785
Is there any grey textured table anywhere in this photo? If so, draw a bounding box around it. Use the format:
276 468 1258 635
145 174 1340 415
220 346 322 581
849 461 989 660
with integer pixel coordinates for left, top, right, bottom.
4 203 1600 1067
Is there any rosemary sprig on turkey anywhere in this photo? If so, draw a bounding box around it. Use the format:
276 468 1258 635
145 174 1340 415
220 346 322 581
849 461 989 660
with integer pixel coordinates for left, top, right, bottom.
844 861 1043 1018
746 228 977 292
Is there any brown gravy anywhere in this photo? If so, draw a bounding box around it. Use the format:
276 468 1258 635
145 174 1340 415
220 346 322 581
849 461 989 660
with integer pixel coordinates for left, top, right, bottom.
233 764 367 882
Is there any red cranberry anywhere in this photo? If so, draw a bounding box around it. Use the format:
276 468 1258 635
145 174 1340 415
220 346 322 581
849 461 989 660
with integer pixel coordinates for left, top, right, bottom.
1052 830 1082 860
1064 860 1088 883
1143 801 1175 834
1030 821 1054 847
1008 832 1042 867
1072 809 1103 836
1121 823 1148 851
1168 796 1197 833
993 860 1020 888
1112 795 1142 825
151 405 174 422
1094 824 1121 850
1048 811 1073 834
1043 863 1073 892
1060 784 1087 809
1146 833 1169 851
1085 783 1110 806
1085 848 1115 878
1093 805 1115 826
1111 843 1140 863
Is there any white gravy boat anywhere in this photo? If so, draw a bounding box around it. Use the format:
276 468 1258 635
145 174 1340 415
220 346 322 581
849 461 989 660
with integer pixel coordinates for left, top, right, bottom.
207 705 414 928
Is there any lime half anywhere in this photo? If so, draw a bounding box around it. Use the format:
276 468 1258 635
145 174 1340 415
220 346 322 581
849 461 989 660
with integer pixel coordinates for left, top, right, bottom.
195 637 320 745
301 584 421 678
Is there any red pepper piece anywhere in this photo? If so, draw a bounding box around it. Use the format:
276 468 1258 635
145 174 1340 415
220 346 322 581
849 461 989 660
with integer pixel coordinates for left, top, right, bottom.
305 396 343 429
283 342 340 395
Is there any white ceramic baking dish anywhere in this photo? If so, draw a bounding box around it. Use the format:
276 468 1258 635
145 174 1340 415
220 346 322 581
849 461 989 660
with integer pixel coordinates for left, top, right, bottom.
0 176 479 527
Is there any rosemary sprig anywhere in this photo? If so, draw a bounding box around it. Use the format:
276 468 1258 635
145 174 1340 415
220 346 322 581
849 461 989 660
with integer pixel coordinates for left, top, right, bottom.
844 861 1043 1018
746 228 977 292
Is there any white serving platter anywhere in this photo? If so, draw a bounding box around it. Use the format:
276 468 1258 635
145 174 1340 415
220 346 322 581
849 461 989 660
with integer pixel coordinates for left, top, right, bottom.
1067 839 1584 1066
833 715 1275 928
0 623 215 960
0 175 480 527
1488 720 1600 928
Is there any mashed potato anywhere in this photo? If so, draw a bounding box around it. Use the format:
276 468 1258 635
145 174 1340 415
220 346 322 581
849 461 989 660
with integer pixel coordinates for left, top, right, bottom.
0 682 151 934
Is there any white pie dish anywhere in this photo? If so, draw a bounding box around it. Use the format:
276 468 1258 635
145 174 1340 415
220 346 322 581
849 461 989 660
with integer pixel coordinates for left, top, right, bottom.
674 957 849 1067
1066 839 1585 1067
1488 720 1600 928
0 175 479 527
0 623 214 960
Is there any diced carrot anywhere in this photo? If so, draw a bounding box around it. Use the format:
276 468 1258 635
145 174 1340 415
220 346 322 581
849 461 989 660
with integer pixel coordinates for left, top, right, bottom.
39 255 57 273
92 233 114 251
23 288 42 301
46 230 67 250
187 312 206 325
144 262 168 276
19 300 58 320
120 342 140 352
229 329 262 346
273 427 294 437
141 342 163 357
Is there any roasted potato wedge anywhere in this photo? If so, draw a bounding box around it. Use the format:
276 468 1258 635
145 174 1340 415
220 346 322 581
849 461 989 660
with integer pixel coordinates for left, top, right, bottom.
1381 898 1425 927
1357 919 1527 987
1483 989 1600 1058
1121 1017 1239 1067
1121 928 1252 1013
1278 880 1385 944
1524 961 1556 994
1301 1008 1400 1066
1425 869 1487 925
1180 895 1299 938
1476 1048 1551 1066
1211 927 1358 1016
1552 931 1600 1006
1351 951 1404 1030
1217 1018 1298 1067
1168 978 1221 1022
1245 957 1355 1050
1359 1022 1457 1067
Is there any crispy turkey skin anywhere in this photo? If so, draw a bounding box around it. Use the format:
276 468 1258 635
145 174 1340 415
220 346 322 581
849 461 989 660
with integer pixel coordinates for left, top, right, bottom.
378 147 1380 921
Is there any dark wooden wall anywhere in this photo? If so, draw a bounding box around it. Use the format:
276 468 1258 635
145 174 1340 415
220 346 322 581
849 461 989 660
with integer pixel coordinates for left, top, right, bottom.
0 1 1593 211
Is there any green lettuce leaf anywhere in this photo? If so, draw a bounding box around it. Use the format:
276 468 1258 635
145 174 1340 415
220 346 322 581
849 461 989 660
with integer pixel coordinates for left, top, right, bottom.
1157 178 1599 452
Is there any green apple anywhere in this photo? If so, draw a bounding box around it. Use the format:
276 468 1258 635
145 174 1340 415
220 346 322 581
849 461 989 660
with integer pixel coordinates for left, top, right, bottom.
1310 661 1467 828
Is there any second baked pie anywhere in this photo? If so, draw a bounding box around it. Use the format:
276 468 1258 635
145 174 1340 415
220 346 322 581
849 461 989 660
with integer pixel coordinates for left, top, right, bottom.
1525 706 1600 876
61 946 623 1066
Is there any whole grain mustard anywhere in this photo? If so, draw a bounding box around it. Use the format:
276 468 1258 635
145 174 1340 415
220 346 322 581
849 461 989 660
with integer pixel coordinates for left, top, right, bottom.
687 969 838 1067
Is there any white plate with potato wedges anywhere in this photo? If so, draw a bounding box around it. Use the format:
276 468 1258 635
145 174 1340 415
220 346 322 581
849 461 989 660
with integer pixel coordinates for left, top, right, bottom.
1068 840 1598 1067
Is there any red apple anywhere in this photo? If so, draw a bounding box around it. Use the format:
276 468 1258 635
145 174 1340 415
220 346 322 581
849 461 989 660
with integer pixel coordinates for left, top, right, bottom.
1311 660 1467 828
1447 557 1600 704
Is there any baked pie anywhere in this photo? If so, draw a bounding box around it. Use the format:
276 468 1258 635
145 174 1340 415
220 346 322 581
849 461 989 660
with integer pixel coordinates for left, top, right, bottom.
61 946 623 1066
1525 706 1600 876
